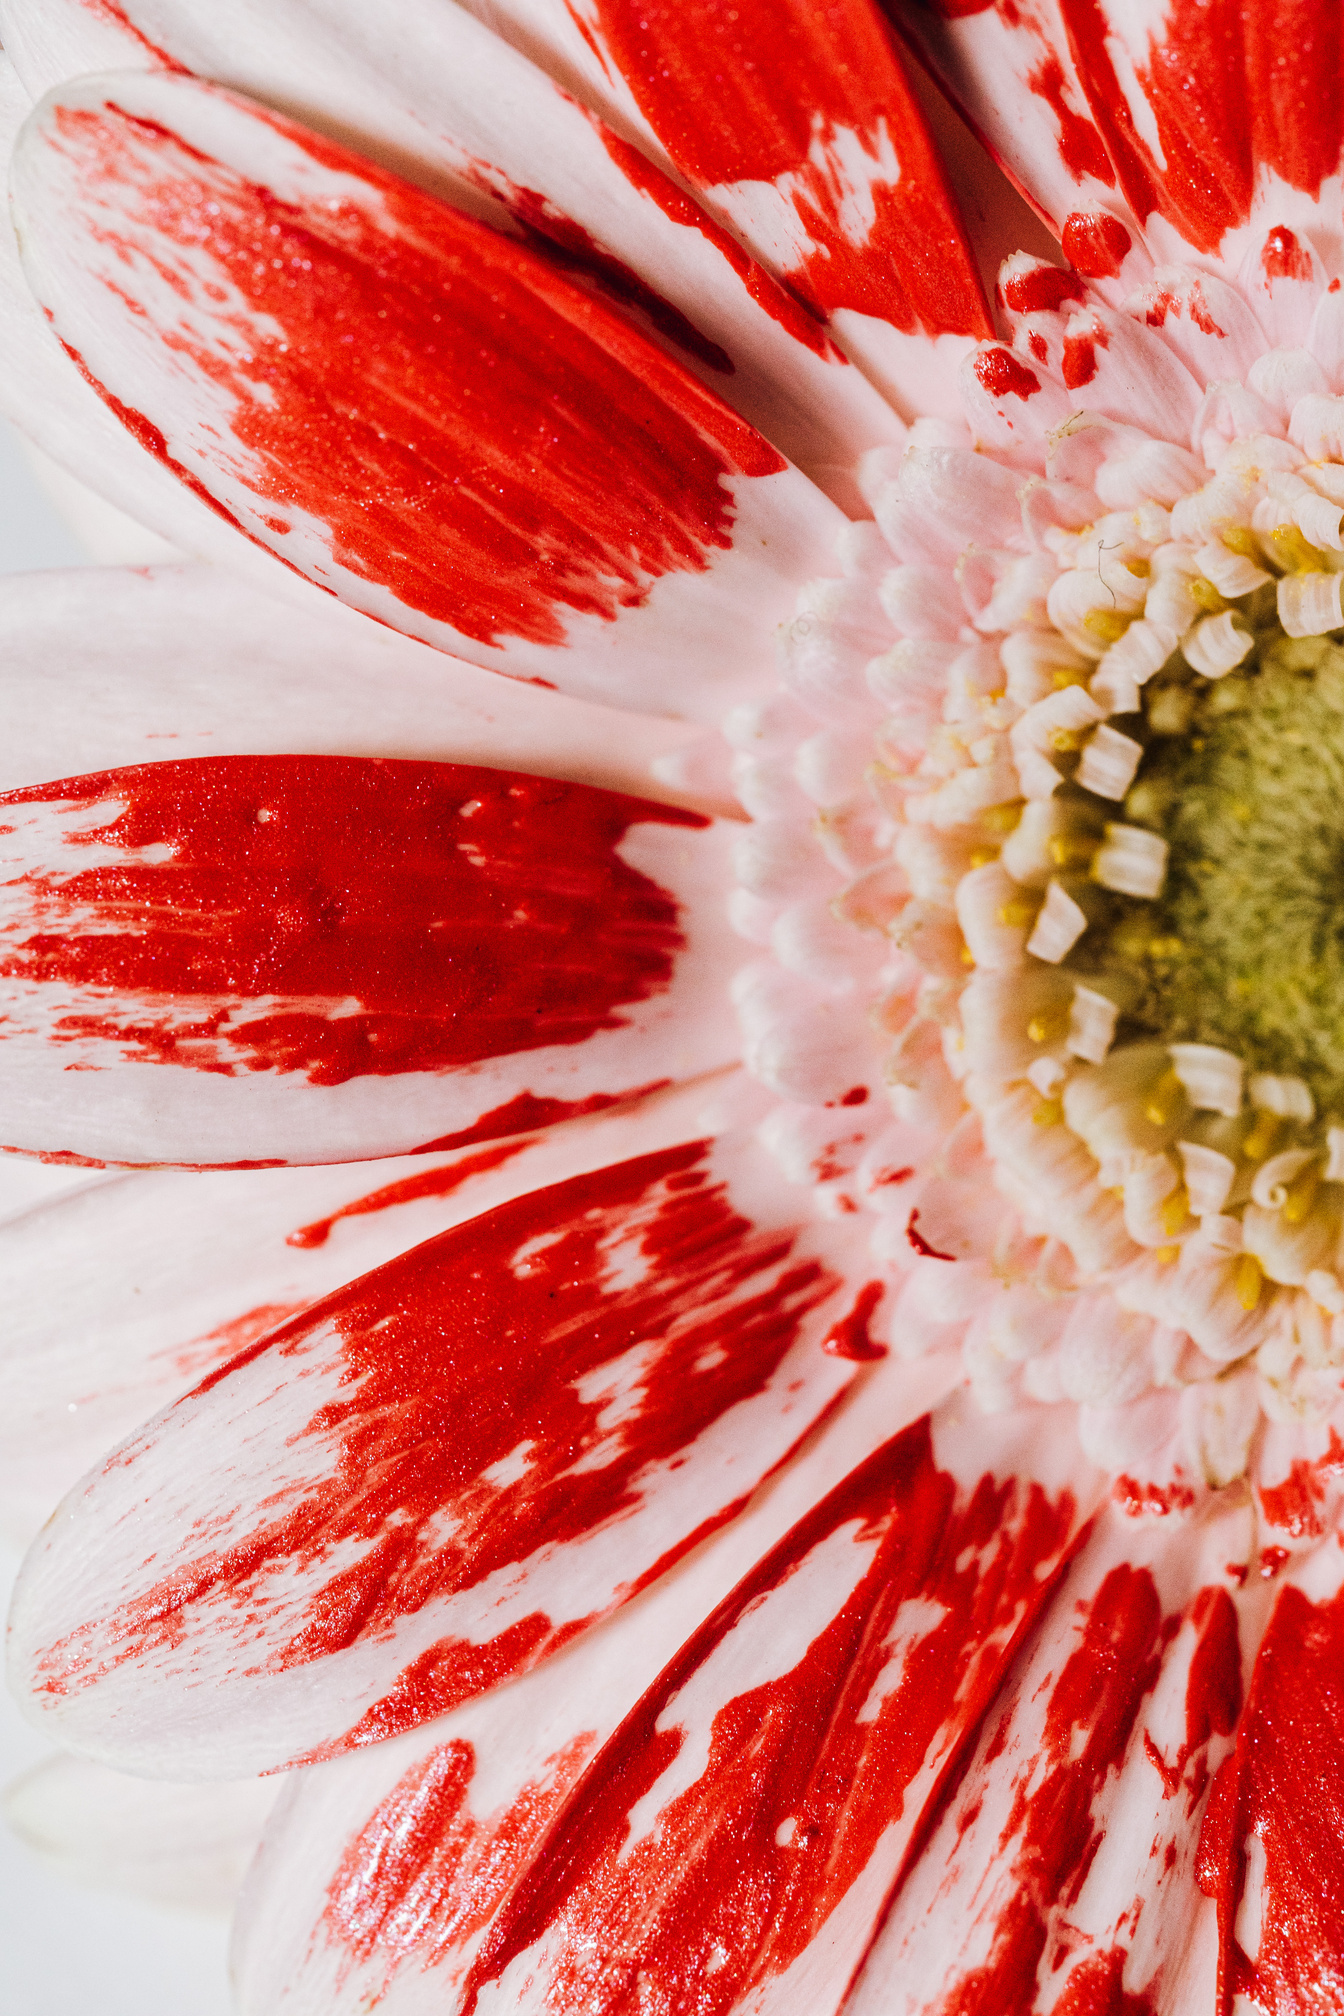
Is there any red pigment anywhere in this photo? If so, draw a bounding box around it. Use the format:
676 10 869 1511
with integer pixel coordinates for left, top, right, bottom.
906 1209 956 1260
468 168 733 373
321 1733 597 1990
1000 263 1086 315
1196 1577 1344 2015
1258 1546 1291 1580
1026 51 1114 185
1062 312 1107 388
1261 223 1314 281
821 1280 886 1360
1259 1426 1344 1538
37 1143 838 1749
1112 1475 1195 1519
411 1086 666 1156
590 0 990 337
2 756 700 1085
930 1571 1236 2014
592 123 841 361
165 1301 308 1381
49 93 785 650
1062 212 1133 278
286 1142 528 1249
972 347 1041 402
461 1413 1081 2016
79 0 187 71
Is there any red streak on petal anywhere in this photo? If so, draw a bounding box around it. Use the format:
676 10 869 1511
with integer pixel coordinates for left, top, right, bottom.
1051 1948 1156 2016
1000 263 1086 315
411 1085 668 1156
821 1279 886 1360
320 1733 597 1989
973 346 1041 401
1061 212 1133 279
77 0 187 71
165 1301 309 1381
1111 1474 1195 1519
591 123 842 362
1196 1576 1344 2015
2 756 701 1084
1260 222 1314 281
462 1413 1081 2014
49 95 784 651
1062 315 1107 389
906 1208 956 1260
286 1142 530 1249
1026 51 1114 186
37 1144 838 1741
590 0 990 337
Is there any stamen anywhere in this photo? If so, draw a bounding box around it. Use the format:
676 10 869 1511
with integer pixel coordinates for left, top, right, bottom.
1092 823 1168 897
1235 1252 1265 1310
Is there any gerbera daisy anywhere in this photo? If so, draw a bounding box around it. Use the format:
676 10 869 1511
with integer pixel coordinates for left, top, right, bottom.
4 0 1344 2009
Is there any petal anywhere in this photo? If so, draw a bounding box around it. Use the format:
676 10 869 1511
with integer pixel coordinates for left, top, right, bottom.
904 0 1344 272
1195 1539 1344 2014
0 0 906 513
847 1495 1251 2014
232 1341 963 2014
446 0 995 410
5 1754 278 1911
0 562 708 805
12 71 846 720
0 1078 740 1541
9 1132 873 1775
456 1393 1101 2016
0 755 740 1165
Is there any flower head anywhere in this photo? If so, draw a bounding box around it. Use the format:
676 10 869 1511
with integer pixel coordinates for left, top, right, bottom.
3 2 1344 2011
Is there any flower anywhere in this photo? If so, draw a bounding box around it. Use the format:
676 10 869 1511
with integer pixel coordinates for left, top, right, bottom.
4 0 1344 2009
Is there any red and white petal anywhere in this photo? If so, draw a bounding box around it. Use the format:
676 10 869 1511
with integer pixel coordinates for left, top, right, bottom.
0 563 709 807
9 1132 878 1776
904 0 1344 278
4 1753 278 1912
455 0 993 412
1195 1538 1344 2014
232 1342 964 2015
451 1393 1100 2016
0 0 905 508
0 755 740 1166
847 1497 1254 2015
0 1078 742 1541
12 72 845 722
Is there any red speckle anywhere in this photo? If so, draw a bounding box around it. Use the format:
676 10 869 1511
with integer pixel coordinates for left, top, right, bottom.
48 94 786 652
286 1142 529 1249
875 1165 915 1188
1259 1460 1326 1539
1196 1576 1344 2014
821 1280 887 1361
36 1143 838 1752
1026 52 1114 185
1258 1546 1291 1580
1061 212 1133 279
1112 1474 1195 1519
588 0 991 338
973 346 1042 401
1062 313 1107 388
1029 331 1048 362
906 1210 956 1261
1 757 701 1085
840 1085 869 1106
1261 222 1314 281
461 1413 1080 2014
1141 288 1178 328
1186 279 1227 337
321 1733 597 1992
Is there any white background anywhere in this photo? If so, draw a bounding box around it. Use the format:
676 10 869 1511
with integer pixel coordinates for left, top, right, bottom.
0 419 234 2013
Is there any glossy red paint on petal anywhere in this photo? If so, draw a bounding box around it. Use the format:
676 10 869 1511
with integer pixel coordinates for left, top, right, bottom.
1026 50 1114 186
34 1144 839 1748
821 1280 886 1360
1000 264 1086 316
973 346 1041 401
589 0 990 337
285 1143 530 1250
1051 1947 1156 2016
462 1414 1082 2015
1062 313 1107 389
1111 1474 1195 1519
1062 212 1133 279
1261 222 1314 281
1 757 701 1084
44 96 785 652
1196 1576 1344 2015
320 1734 598 1990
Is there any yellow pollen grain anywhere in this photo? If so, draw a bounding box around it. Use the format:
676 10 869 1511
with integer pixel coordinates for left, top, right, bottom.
1033 1098 1064 1127
1242 1112 1283 1163
1270 523 1327 572
1235 1252 1264 1310
1156 1244 1180 1264
1191 578 1227 613
983 801 1024 834
1051 666 1089 690
1050 833 1099 869
1145 1067 1183 1127
1160 1186 1190 1236
1283 1164 1323 1225
1223 525 1258 557
1126 556 1152 578
1051 727 1086 753
998 899 1039 928
1147 935 1184 960
969 846 999 868
1083 608 1132 645
961 945 976 966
